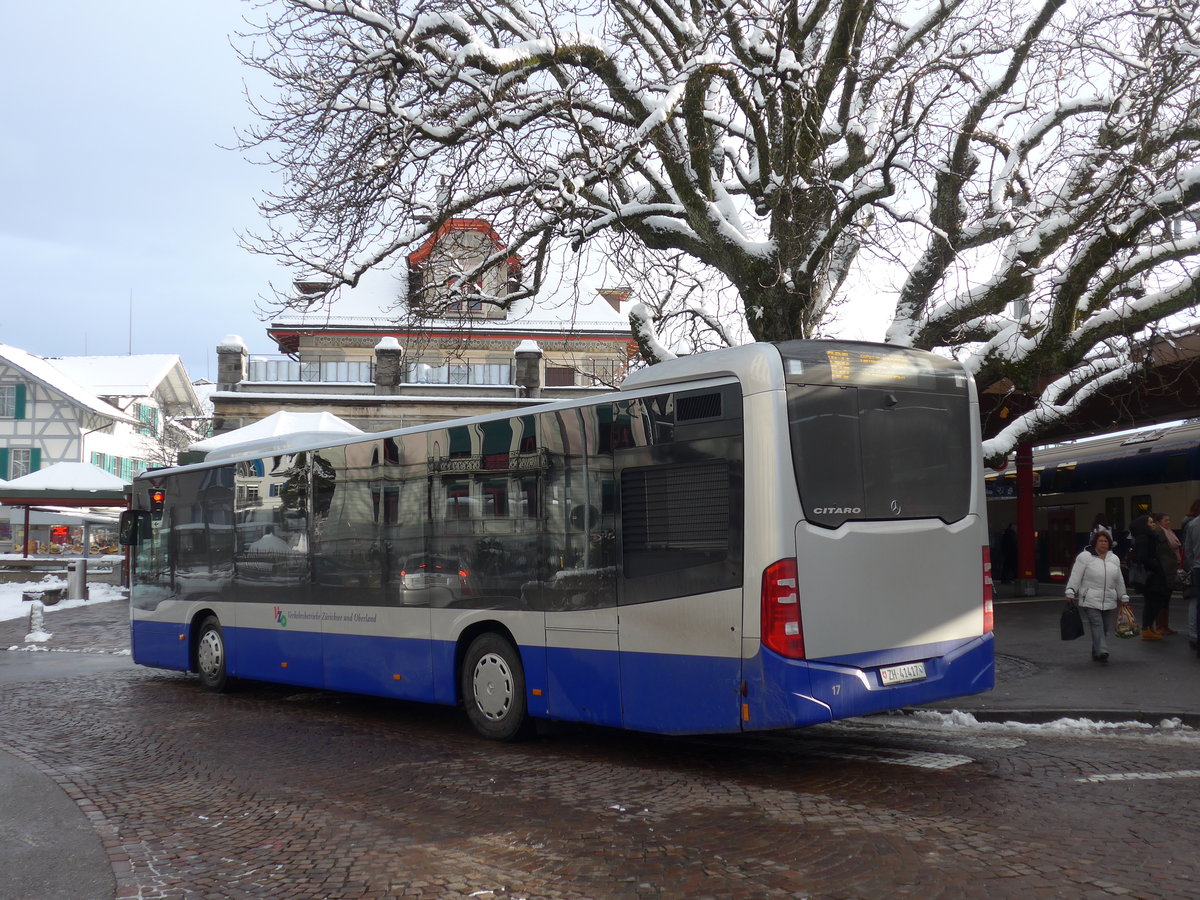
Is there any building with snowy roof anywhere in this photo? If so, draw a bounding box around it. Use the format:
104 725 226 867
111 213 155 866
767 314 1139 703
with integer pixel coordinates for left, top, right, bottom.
213 218 638 435
0 344 204 482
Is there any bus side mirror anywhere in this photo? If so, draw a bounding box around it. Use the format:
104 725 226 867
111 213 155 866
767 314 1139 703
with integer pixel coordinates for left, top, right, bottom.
119 510 148 546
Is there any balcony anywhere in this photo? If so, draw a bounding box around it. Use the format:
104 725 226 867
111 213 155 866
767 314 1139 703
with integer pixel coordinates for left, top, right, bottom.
247 357 374 383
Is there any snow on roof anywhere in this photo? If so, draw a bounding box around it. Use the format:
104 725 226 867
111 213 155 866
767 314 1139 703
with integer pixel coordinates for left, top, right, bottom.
270 257 630 335
2 462 129 491
189 411 365 461
0 345 138 424
47 354 181 397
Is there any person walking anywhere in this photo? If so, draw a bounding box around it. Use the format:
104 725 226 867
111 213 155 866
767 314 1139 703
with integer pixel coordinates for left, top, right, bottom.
1064 529 1130 663
1154 512 1181 635
1131 514 1174 641
1184 502 1200 653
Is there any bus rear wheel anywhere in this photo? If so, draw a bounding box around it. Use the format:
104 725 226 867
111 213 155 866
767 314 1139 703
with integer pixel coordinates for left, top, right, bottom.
195 615 229 693
461 633 533 741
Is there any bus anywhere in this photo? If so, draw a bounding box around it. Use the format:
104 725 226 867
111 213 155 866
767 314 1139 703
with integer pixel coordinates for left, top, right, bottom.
120 340 994 740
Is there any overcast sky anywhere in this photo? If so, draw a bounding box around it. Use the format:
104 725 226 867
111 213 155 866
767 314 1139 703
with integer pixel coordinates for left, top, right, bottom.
0 0 895 390
1 0 285 383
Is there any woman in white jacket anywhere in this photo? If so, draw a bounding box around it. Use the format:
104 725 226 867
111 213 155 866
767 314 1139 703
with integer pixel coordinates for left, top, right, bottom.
1064 530 1130 663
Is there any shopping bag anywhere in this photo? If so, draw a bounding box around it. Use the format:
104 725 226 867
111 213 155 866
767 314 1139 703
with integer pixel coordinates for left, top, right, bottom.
1115 604 1138 639
1060 602 1084 640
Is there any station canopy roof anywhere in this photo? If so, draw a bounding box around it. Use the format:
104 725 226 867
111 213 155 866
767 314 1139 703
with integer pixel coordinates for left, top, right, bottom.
0 462 130 508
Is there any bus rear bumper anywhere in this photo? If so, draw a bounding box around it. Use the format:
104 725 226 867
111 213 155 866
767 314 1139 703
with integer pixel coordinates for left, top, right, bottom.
743 634 995 730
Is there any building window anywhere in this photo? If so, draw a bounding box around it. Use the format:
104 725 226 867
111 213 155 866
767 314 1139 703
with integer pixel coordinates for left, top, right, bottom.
9 448 37 479
0 384 26 419
135 403 160 436
545 367 576 387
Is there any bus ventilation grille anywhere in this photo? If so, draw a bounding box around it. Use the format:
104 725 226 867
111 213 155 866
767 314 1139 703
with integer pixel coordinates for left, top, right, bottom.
676 393 722 421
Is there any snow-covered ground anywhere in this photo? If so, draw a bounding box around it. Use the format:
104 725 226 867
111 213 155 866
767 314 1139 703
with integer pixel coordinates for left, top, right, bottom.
0 576 124 624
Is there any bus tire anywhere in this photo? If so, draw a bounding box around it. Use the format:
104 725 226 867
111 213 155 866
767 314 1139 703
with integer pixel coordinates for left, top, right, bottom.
194 615 230 693
461 633 533 741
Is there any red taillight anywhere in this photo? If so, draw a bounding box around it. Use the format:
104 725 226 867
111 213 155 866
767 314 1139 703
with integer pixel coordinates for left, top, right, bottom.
761 558 804 658
982 546 994 633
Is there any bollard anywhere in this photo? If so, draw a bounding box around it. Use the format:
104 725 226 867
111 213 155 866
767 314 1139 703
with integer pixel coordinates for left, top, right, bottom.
24 600 52 644
66 560 89 600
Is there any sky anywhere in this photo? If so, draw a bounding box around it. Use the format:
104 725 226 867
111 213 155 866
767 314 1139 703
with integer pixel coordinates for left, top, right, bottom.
0 0 286 383
0 1 896 390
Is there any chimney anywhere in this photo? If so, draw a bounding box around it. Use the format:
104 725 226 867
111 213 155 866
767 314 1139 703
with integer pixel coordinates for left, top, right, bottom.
216 335 248 390
513 340 543 399
374 336 404 393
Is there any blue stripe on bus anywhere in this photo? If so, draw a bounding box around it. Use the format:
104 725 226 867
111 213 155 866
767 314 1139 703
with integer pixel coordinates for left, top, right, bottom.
131 620 189 672
132 621 993 734
618 650 744 733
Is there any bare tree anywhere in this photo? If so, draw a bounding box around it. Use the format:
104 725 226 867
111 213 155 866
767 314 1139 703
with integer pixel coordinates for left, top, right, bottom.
238 0 1200 455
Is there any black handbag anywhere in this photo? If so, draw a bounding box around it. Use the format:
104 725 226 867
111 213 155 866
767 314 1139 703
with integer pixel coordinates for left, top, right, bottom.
1060 602 1084 641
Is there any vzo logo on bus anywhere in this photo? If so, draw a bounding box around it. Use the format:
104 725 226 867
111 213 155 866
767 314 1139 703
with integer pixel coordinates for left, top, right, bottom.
274 606 288 627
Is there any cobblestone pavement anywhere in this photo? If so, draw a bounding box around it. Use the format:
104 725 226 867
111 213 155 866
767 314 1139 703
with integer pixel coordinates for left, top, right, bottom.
2 600 1199 898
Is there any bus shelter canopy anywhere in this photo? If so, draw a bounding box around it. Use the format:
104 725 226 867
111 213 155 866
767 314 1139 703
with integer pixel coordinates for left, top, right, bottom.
0 462 130 507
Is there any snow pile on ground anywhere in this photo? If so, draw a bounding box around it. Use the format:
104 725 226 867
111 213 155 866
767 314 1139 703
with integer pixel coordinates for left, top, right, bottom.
0 577 124 623
892 709 1198 743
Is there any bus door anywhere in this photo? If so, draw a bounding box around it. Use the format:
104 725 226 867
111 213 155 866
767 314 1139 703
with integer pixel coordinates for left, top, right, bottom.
318 439 434 700
232 454 322 686
541 407 623 727
614 390 745 734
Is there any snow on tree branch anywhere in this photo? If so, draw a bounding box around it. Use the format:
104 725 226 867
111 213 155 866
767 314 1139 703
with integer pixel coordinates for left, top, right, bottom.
239 0 1200 449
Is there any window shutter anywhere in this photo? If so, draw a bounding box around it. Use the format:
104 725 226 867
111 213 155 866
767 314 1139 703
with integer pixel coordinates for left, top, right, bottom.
14 384 26 419
29 448 41 472
0 449 8 480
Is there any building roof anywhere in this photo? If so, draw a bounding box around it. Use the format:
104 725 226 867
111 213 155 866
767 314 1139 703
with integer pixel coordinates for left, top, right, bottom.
268 257 633 353
0 344 139 425
47 354 200 412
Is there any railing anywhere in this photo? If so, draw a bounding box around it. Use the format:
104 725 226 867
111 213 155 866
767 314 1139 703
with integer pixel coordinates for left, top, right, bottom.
406 362 513 386
247 357 375 383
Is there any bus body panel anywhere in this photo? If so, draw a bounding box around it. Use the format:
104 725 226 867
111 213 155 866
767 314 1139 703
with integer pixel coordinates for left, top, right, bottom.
795 516 987 660
130 619 189 671
321 603 434 700
322 631 434 700
229 623 324 686
543 606 621 726
617 589 743 732
619 650 743 732
543 645 624 727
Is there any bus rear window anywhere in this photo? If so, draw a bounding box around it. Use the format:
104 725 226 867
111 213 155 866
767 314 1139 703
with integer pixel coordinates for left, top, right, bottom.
787 383 972 528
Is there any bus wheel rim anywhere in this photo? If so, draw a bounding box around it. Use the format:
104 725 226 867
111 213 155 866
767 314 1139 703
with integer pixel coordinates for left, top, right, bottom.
472 652 513 721
198 630 223 678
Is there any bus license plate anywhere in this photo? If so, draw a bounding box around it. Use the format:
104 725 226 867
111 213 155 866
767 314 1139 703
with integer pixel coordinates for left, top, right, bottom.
879 662 927 686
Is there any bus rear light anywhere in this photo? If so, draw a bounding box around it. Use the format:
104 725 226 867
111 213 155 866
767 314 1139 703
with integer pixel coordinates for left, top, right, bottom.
982 546 994 634
762 558 805 659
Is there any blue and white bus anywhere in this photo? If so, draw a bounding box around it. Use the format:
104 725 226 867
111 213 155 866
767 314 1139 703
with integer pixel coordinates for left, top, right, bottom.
121 340 994 740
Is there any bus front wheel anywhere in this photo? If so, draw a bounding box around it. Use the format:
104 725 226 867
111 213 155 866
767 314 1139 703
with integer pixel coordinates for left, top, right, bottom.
195 616 229 693
461 633 533 741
